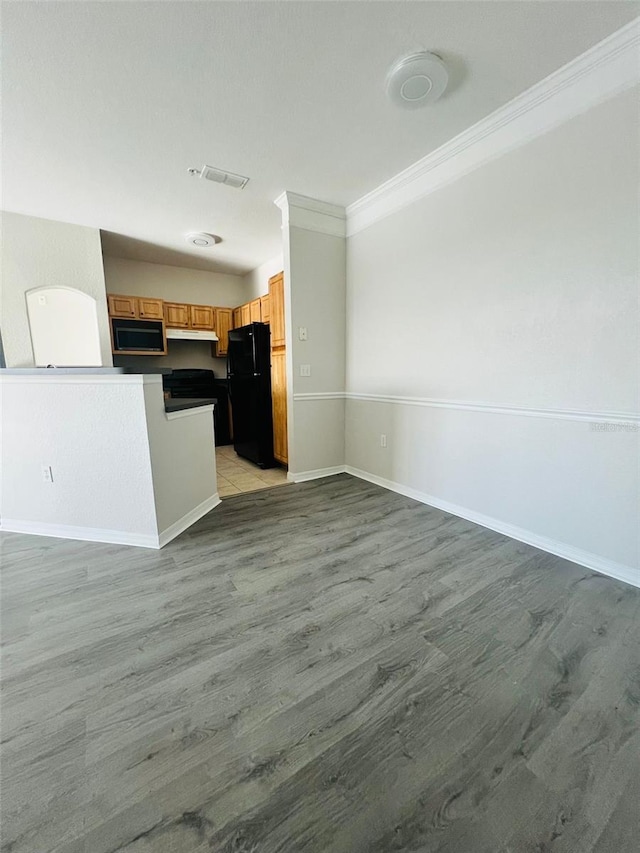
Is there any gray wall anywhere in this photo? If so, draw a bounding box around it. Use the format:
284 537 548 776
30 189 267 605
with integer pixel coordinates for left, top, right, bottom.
1 212 112 367
345 86 640 578
103 256 253 376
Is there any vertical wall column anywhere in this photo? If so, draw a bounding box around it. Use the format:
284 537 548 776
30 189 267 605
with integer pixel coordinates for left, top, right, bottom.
274 192 347 479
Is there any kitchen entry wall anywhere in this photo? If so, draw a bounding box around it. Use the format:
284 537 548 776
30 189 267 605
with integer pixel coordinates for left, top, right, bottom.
103 255 254 375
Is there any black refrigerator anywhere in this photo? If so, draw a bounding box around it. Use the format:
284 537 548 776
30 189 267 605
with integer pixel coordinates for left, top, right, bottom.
227 323 276 468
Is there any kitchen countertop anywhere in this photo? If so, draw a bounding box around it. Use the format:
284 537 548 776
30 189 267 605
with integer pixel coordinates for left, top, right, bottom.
164 397 216 413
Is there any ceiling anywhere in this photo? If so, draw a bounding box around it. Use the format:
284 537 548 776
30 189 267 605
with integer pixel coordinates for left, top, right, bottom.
2 1 637 275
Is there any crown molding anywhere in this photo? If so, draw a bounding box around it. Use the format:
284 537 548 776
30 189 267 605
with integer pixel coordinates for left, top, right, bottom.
347 17 640 236
275 191 346 238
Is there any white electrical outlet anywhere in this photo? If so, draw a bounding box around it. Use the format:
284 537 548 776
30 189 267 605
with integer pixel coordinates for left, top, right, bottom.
380 434 387 448
300 364 311 377
298 326 308 341
42 465 54 483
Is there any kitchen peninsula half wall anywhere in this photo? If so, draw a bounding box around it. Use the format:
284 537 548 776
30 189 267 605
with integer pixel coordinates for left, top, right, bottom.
0 369 219 548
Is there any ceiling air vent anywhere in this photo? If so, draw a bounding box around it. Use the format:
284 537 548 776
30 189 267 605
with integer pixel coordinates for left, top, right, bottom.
189 165 249 190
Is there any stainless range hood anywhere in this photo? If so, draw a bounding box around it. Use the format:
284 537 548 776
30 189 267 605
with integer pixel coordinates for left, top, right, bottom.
166 328 219 342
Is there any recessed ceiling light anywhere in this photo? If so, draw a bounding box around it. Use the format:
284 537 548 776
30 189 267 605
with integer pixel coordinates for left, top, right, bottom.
386 52 448 109
185 232 221 248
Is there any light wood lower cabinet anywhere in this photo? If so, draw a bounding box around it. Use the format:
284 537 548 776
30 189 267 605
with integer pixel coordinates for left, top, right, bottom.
271 348 288 464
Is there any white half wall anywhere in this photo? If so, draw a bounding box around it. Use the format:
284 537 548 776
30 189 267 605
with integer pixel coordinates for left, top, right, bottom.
345 86 640 580
143 382 218 543
0 373 220 547
1 212 112 367
0 374 158 544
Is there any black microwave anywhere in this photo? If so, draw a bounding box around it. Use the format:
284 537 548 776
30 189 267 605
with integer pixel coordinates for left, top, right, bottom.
111 318 166 353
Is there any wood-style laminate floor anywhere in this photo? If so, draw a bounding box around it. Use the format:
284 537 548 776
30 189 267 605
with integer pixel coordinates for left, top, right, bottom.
1 474 639 853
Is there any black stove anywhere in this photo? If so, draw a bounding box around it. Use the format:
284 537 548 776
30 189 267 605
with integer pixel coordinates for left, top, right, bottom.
163 369 231 446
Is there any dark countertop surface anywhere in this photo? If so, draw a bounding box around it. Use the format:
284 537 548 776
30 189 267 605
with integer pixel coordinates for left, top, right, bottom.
164 397 217 413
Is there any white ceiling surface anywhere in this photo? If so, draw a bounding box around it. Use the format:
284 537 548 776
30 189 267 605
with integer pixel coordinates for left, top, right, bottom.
3 2 637 275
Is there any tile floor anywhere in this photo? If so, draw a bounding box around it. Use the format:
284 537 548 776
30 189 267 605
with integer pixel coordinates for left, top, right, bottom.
216 443 289 496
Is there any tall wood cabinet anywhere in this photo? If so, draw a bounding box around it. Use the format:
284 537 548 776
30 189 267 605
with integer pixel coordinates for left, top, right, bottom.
214 308 233 357
260 294 270 323
268 272 287 465
269 273 286 348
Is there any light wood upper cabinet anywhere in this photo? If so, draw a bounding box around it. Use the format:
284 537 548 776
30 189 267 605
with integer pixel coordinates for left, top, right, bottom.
260 294 270 323
233 307 242 329
241 303 251 327
249 298 262 323
271 348 288 464
269 272 285 348
137 297 164 320
215 308 232 356
108 294 138 318
164 302 190 328
190 304 216 330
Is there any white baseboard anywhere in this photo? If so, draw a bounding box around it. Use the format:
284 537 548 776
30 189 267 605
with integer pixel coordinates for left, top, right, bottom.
157 493 221 547
287 465 346 483
1 493 222 550
0 519 160 549
344 465 639 589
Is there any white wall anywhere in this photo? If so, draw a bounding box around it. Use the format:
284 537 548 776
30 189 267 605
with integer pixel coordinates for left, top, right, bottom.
345 86 640 582
242 253 283 299
0 212 112 367
0 375 158 542
144 383 217 538
0 373 220 547
103 256 252 374
281 213 346 477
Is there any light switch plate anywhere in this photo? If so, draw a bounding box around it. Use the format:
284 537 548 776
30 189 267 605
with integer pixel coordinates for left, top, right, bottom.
300 364 311 377
299 327 308 341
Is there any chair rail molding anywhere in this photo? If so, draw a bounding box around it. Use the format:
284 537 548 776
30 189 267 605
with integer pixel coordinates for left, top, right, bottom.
296 391 639 426
346 17 640 236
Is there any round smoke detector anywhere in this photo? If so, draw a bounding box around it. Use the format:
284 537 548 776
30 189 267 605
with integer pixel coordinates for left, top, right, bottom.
185 232 221 248
386 52 448 109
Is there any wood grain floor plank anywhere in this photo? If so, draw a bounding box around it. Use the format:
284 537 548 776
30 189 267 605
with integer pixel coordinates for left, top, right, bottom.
1 474 638 852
